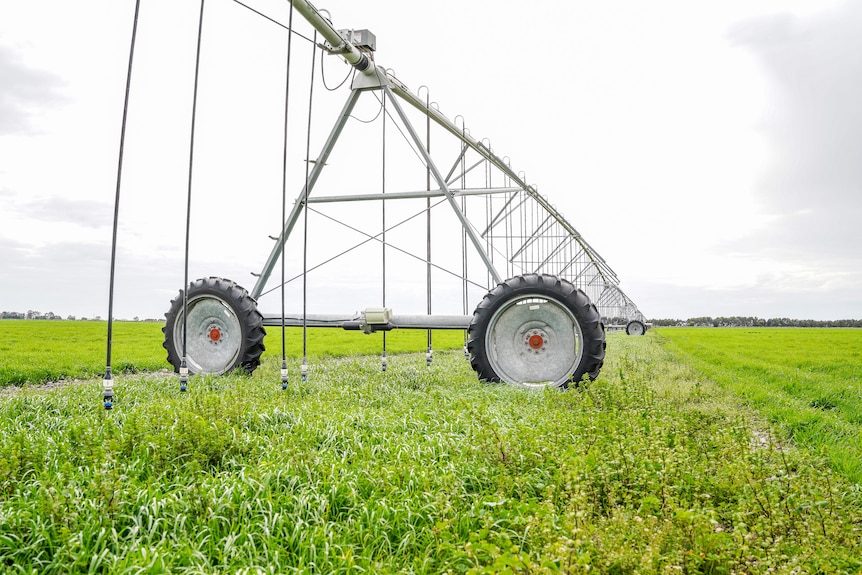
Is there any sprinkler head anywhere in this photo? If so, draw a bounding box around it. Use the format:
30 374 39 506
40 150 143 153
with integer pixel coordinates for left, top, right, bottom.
102 388 114 410
102 371 114 410
179 365 189 393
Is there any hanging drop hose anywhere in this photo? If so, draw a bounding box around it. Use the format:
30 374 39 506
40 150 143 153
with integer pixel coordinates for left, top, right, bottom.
425 88 433 368
460 126 469 360
103 0 141 410
381 91 387 372
180 0 207 393
301 32 318 383
485 141 493 289
280 0 296 390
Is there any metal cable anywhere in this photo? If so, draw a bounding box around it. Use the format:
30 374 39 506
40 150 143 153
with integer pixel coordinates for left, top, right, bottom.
359 91 436 178
102 0 141 410
229 0 314 43
309 205 487 290
258 197 488 299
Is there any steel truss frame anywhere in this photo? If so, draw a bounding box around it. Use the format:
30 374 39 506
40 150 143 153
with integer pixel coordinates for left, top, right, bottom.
247 0 644 331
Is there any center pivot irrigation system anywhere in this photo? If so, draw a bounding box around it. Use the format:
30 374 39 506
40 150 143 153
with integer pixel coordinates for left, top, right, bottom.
103 0 647 408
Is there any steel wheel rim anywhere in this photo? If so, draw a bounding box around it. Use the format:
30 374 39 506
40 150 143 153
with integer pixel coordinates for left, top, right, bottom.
172 294 243 375
628 321 645 335
485 293 584 388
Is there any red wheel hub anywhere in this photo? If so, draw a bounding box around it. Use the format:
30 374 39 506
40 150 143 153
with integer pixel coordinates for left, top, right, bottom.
209 327 221 342
528 334 544 349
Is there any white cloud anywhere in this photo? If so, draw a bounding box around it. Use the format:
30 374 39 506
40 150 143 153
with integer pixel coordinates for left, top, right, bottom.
0 44 66 134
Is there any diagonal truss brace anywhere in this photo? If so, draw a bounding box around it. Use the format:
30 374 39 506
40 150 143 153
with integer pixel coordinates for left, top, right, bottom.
251 81 503 300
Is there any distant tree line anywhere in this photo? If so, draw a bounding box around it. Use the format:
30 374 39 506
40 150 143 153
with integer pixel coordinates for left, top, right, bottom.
3 310 859 327
1 310 69 320
649 316 862 328
1 311 158 322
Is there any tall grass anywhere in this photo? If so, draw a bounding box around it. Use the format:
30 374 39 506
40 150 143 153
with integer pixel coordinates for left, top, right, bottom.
657 327 862 483
1 333 861 573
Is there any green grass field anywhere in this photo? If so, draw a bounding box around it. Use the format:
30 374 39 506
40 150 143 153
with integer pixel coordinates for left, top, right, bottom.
657 328 862 483
0 321 167 386
1 324 861 573
0 320 465 386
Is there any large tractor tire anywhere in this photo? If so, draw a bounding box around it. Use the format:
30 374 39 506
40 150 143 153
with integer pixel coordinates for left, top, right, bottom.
467 274 605 389
163 277 266 375
625 319 646 336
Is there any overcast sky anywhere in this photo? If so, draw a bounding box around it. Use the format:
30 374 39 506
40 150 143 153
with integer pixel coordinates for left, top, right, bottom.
1 0 860 321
